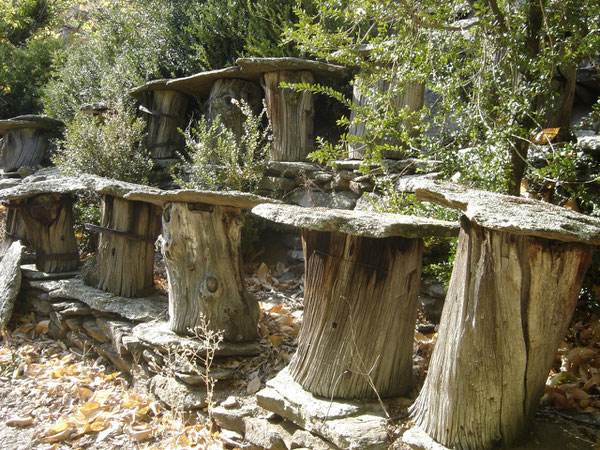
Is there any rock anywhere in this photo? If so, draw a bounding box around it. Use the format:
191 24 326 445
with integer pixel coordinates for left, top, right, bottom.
349 179 374 195
51 300 92 316
395 173 441 193
243 416 299 450
218 429 252 449
83 319 111 344
0 179 21 190
402 426 449 450
64 317 83 332
176 370 234 385
48 278 168 322
150 375 208 410
413 180 600 244
21 291 52 315
66 330 91 351
20 264 79 280
95 318 134 356
132 321 262 357
289 190 359 210
252 203 459 239
291 429 337 450
17 166 35 178
0 241 25 327
312 172 333 184
212 401 259 434
256 368 390 450
0 177 85 201
25 279 64 292
258 176 297 192
577 135 600 154
221 396 239 409
266 161 320 178
236 57 347 79
94 343 132 373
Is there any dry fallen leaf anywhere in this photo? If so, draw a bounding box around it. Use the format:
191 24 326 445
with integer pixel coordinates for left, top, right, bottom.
6 415 34 427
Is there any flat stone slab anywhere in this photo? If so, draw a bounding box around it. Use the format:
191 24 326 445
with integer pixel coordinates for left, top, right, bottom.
0 179 22 190
402 426 449 450
128 79 170 97
252 203 459 238
132 321 262 356
0 177 86 201
150 375 207 410
20 264 79 280
48 278 167 322
257 368 389 450
236 57 347 79
80 174 277 209
166 66 261 97
413 180 600 244
0 242 25 327
0 115 63 133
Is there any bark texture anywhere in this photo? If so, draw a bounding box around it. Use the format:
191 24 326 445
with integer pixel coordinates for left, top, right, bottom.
143 89 189 159
93 196 161 297
2 207 27 252
410 217 594 449
1 128 48 171
20 194 79 273
263 70 314 161
160 202 259 342
206 78 263 142
349 79 424 159
289 230 422 399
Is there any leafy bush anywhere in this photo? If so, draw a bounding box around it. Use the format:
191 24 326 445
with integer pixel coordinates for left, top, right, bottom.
174 100 270 193
52 101 152 184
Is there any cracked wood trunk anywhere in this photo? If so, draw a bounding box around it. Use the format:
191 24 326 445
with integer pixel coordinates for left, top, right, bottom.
410 217 594 449
143 89 189 159
160 202 259 342
94 195 161 297
289 229 422 399
263 70 314 161
1 128 48 171
20 194 79 273
2 207 27 252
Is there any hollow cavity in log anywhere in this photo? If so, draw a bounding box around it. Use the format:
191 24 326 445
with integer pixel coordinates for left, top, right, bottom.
93 196 161 297
289 229 422 399
410 217 594 449
160 202 259 342
263 70 314 162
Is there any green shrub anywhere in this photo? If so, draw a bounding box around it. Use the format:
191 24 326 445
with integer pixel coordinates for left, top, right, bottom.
174 100 270 193
52 101 152 184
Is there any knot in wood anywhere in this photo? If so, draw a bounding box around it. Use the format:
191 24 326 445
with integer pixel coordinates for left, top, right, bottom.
206 276 219 293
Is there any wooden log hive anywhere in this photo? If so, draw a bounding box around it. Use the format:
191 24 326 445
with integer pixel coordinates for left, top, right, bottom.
251 203 458 399
409 180 600 449
130 81 190 159
0 115 63 172
92 195 162 297
236 58 348 162
0 178 84 272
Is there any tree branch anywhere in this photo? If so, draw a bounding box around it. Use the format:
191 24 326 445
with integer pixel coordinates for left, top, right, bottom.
487 0 508 32
398 0 479 32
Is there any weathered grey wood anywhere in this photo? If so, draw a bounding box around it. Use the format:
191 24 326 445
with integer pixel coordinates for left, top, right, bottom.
413 180 600 244
19 193 79 273
159 202 259 341
263 70 314 161
92 195 162 297
289 229 422 398
142 89 190 159
2 207 27 252
348 76 424 159
235 57 347 79
410 217 594 449
0 241 25 327
0 115 62 172
251 203 459 239
206 78 263 142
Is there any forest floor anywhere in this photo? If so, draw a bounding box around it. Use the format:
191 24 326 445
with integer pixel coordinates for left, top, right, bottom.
1 257 600 449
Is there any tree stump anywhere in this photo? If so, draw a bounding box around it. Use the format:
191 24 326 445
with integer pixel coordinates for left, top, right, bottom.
263 70 314 162
2 207 27 252
251 203 458 399
19 194 79 273
93 195 162 297
206 78 263 142
0 115 63 172
348 76 424 159
160 202 259 342
408 180 600 449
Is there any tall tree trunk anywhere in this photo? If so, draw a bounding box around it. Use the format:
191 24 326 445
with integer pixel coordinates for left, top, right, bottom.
263 70 314 161
289 230 422 399
92 196 161 297
160 202 259 342
410 217 593 449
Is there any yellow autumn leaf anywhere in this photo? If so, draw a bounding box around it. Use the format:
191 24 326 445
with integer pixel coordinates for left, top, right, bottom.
268 335 284 347
80 401 102 418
